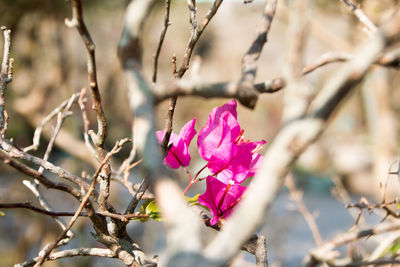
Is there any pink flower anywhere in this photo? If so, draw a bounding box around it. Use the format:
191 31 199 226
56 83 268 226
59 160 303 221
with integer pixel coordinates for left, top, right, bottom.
198 176 246 225
156 119 197 169
197 100 240 161
197 100 265 184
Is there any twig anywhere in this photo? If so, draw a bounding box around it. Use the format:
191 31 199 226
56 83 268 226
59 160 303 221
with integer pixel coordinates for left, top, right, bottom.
65 0 110 211
0 202 88 217
152 0 172 83
282 0 312 122
285 174 323 247
238 0 278 109
38 94 76 174
15 248 116 267
125 178 149 215
23 180 74 238
305 220 400 264
0 26 12 136
78 87 96 158
24 92 80 152
177 0 222 77
333 258 400 267
1 138 91 192
340 0 377 36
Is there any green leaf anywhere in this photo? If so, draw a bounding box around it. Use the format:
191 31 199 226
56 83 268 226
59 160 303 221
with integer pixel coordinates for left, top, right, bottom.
185 194 209 211
381 239 400 256
185 194 200 204
145 200 162 221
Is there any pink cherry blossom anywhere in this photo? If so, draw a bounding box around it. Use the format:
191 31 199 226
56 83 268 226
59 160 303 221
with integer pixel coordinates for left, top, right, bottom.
156 118 196 169
198 176 246 226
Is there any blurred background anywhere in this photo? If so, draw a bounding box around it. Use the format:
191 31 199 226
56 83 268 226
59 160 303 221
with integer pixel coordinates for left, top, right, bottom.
0 0 399 266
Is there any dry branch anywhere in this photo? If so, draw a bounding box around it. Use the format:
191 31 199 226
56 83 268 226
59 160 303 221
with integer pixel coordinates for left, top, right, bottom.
0 26 12 136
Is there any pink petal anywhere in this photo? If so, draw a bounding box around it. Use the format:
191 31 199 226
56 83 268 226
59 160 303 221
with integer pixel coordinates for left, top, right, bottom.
198 176 246 226
179 118 197 146
198 118 232 160
156 120 196 169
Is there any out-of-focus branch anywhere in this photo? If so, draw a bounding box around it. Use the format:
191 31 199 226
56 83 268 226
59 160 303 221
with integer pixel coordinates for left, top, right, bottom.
238 0 278 109
0 26 12 137
282 0 312 122
204 10 400 266
303 220 400 265
285 175 323 247
340 0 377 36
65 0 110 211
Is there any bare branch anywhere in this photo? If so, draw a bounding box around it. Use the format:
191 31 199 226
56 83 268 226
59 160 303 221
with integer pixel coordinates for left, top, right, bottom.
238 0 278 109
285 174 323 247
340 0 377 36
152 0 172 83
24 93 80 152
16 248 116 267
0 26 12 136
305 220 400 265
23 180 74 238
65 0 111 210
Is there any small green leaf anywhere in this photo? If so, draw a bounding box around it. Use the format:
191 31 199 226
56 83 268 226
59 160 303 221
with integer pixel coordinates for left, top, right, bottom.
185 194 200 204
381 239 400 256
0 211 4 216
145 200 162 221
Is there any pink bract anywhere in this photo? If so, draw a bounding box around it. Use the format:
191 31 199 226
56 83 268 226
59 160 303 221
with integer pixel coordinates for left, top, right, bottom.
198 176 247 226
197 100 240 161
156 118 197 169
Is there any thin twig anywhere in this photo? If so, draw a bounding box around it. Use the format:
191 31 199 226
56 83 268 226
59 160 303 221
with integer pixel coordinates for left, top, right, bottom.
306 220 400 264
78 87 96 158
238 0 278 108
340 0 377 36
38 93 76 174
23 180 74 238
285 174 323 247
16 248 116 267
152 0 172 83
24 93 80 152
